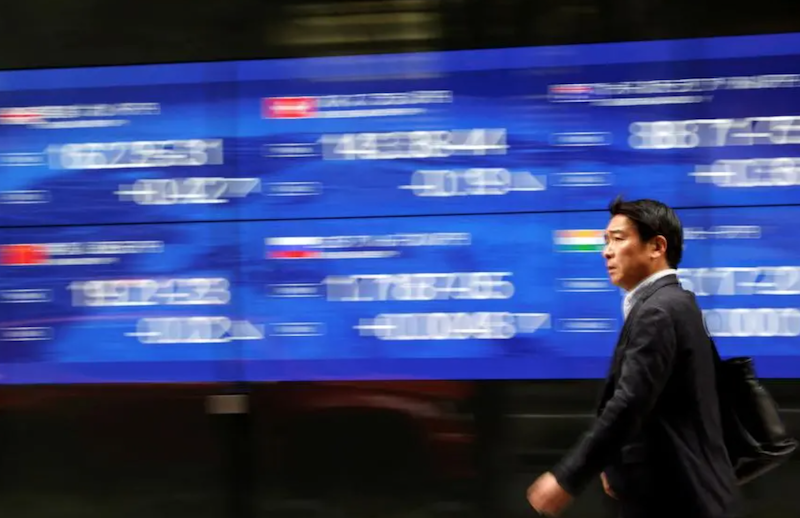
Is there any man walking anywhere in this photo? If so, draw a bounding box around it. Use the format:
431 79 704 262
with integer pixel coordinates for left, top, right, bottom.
527 198 741 518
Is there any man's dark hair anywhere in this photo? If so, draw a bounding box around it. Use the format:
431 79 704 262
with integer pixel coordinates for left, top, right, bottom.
609 196 683 268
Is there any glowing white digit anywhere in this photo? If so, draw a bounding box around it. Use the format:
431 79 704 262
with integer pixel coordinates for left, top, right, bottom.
428 313 452 340
771 158 798 186
408 131 434 159
356 133 378 159
187 140 209 166
628 122 651 149
769 117 800 145
676 121 700 148
334 134 356 160
712 119 734 147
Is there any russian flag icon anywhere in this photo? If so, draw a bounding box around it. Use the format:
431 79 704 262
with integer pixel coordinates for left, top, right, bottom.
266 237 323 259
0 244 48 265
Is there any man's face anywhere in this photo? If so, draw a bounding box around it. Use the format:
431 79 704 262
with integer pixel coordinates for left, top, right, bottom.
603 214 653 291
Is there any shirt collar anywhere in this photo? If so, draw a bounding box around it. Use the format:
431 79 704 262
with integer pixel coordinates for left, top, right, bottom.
622 268 677 319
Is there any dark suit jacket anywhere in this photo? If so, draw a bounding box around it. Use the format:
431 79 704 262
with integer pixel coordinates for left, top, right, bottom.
552 274 741 518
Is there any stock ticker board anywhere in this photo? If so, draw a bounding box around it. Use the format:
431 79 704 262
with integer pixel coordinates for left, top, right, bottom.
1 33 800 383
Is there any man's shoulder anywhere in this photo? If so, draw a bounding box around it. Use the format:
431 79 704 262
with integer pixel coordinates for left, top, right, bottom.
647 280 688 301
642 282 699 319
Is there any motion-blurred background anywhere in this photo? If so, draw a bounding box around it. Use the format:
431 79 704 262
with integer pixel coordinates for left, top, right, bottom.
1 1 800 517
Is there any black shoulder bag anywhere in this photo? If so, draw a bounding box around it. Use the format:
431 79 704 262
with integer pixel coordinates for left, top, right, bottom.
709 337 798 484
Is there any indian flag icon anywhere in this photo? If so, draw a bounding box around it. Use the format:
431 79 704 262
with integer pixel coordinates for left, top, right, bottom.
554 230 605 252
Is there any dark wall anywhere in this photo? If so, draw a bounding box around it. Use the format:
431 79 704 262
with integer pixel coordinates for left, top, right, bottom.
1 380 799 518
0 0 798 69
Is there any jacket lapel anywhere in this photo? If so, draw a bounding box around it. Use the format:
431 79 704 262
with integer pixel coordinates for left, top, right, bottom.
596 274 680 412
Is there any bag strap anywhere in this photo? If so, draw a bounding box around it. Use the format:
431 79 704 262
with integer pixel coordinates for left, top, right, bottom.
709 335 724 367
688 292 724 367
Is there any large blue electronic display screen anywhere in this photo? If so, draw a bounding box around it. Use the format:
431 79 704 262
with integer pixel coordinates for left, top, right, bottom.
2 205 797 383
1 32 799 383
0 222 250 383
238 53 800 220
2 33 800 226
236 206 800 381
0 64 241 227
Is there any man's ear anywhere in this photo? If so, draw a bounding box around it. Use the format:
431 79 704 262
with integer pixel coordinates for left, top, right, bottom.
651 235 668 259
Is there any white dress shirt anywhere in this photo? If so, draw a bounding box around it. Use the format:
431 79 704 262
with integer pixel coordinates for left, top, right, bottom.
622 268 678 320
